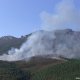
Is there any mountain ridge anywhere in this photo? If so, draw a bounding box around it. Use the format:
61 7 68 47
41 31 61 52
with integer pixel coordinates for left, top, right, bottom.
0 29 80 59
0 35 29 55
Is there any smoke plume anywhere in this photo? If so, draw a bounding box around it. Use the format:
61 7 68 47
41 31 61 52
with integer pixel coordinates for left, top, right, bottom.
41 0 80 31
0 31 56 61
0 0 80 61
0 29 80 61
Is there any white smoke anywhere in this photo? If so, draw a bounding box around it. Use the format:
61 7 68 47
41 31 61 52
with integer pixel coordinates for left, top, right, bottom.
41 0 80 31
0 29 80 61
0 31 56 61
0 0 80 61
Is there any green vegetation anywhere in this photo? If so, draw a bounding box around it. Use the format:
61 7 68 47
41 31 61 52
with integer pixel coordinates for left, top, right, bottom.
0 59 80 80
0 61 30 80
31 59 80 80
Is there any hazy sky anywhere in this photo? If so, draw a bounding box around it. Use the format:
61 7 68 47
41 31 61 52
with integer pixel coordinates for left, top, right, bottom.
0 0 80 37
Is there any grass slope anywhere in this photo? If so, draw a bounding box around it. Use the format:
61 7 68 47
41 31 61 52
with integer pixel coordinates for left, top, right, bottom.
30 59 80 80
0 59 80 80
0 61 30 80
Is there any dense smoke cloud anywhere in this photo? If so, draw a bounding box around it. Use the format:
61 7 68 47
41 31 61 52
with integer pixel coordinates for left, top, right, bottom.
0 0 80 61
0 29 80 61
41 0 80 31
0 31 56 61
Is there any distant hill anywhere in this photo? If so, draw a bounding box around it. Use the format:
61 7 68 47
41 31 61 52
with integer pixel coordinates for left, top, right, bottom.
1 29 80 59
0 29 80 80
0 34 31 55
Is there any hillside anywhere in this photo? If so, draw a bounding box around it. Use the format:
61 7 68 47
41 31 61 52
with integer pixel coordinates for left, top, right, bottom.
23 59 80 80
0 29 80 80
1 29 80 60
0 61 30 80
0 58 80 80
0 35 29 55
0 58 63 80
